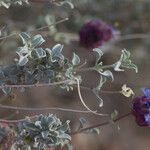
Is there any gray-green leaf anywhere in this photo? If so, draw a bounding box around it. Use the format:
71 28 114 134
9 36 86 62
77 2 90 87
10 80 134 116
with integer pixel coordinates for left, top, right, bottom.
72 52 80 66
18 56 28 66
19 32 31 44
93 48 103 64
31 48 46 59
31 34 45 48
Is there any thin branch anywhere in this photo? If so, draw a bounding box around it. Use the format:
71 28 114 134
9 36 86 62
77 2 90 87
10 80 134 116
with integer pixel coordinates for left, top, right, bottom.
30 17 69 33
75 77 108 117
76 64 115 72
0 78 121 94
0 115 36 124
0 104 92 113
74 61 87 70
44 32 150 43
0 79 70 88
71 112 132 135
0 17 68 40
115 33 150 41
79 85 121 94
76 67 94 72
0 104 109 123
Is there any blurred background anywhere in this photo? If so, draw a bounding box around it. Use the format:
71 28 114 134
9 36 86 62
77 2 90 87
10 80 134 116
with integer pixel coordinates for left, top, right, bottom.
0 0 150 149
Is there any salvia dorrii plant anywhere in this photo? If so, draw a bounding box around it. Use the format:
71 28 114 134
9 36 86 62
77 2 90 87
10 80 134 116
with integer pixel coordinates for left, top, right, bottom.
0 0 149 150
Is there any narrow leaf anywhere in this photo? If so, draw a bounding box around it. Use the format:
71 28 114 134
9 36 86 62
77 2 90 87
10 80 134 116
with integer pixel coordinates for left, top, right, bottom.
72 52 80 66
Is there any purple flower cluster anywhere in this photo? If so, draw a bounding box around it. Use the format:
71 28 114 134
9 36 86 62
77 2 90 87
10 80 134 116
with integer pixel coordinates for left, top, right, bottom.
79 19 114 48
132 88 150 126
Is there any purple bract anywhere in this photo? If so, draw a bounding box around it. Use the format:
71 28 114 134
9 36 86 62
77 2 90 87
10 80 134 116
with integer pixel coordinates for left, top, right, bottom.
79 19 114 48
132 88 150 126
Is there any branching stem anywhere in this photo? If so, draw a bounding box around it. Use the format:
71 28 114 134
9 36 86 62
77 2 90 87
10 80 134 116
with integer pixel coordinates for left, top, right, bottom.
75 77 108 117
0 104 92 113
0 79 70 88
71 112 132 135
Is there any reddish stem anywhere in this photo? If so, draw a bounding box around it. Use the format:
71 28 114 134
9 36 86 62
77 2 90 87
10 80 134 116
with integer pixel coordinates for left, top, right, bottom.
71 112 132 135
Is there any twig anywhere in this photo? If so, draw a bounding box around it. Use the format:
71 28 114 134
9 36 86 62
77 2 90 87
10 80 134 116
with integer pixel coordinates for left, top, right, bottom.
0 104 109 123
0 104 92 114
0 79 70 88
0 78 121 94
75 77 108 117
0 18 68 40
115 33 150 41
30 17 68 33
79 86 121 94
44 32 150 43
0 115 36 123
71 112 132 135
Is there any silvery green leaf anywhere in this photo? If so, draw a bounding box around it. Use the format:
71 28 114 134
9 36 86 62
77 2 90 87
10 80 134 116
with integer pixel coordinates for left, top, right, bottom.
78 117 87 129
45 48 51 55
60 85 73 91
65 143 73 150
93 48 103 64
18 56 28 66
52 44 63 53
0 81 11 95
1 2 10 8
92 74 108 107
24 123 38 131
88 128 100 135
35 121 42 129
0 127 5 142
31 48 46 59
72 52 80 66
32 34 45 48
1 86 11 95
18 114 71 148
44 69 54 79
0 70 4 78
41 131 49 139
58 133 71 140
57 120 70 132
45 15 55 26
0 0 29 8
55 0 74 9
25 72 35 84
115 49 138 73
0 26 5 37
111 110 118 121
99 70 114 82
114 61 124 71
10 144 18 150
97 75 107 91
92 88 104 107
16 45 28 56
65 67 73 78
45 15 57 34
19 32 31 44
51 44 64 61
128 63 138 73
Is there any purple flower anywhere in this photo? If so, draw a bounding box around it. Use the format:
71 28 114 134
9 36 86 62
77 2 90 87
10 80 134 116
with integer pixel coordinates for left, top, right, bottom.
132 88 150 126
79 19 114 48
